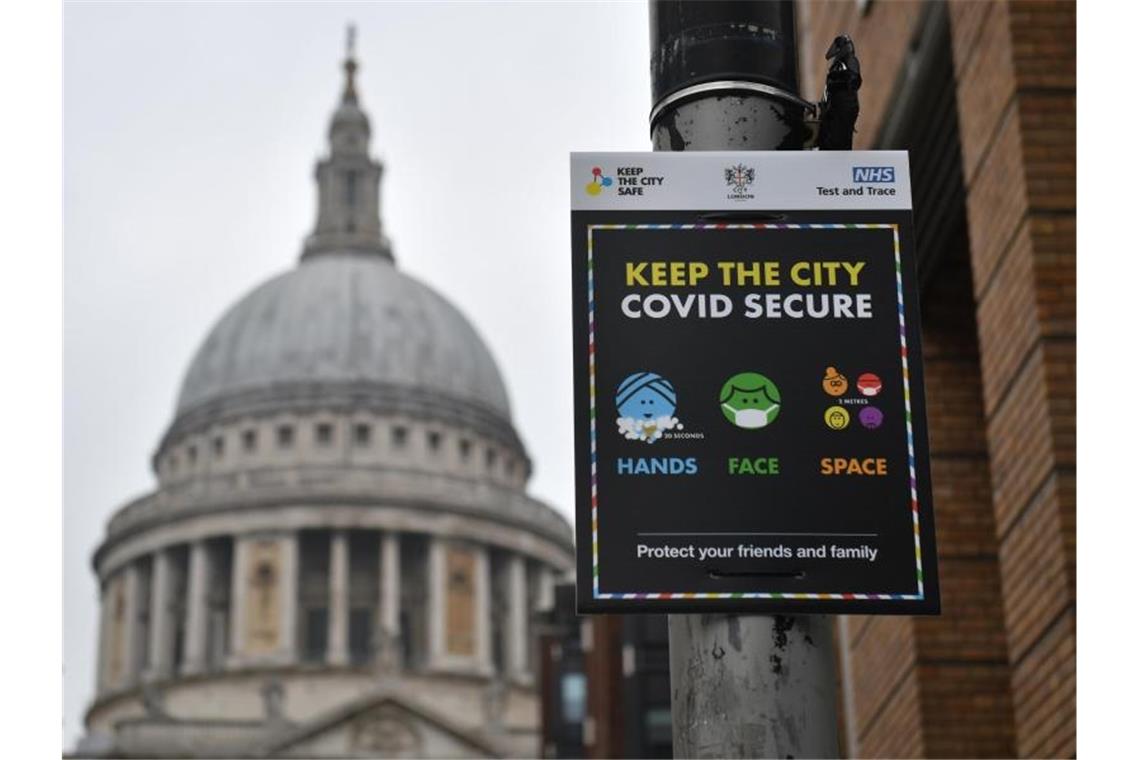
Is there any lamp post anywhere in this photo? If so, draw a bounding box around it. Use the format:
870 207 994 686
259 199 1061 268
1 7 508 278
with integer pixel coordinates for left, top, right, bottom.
649 3 843 757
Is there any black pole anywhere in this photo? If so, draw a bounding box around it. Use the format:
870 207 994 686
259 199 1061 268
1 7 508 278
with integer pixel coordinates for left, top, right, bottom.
650 3 840 757
650 0 812 151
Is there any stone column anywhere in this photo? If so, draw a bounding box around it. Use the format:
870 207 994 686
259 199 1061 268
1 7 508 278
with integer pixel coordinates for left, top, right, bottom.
183 540 210 674
95 579 110 692
380 531 401 648
103 572 130 689
122 561 144 686
506 553 528 680
146 549 174 680
327 530 350 665
475 545 493 676
278 532 298 663
537 565 557 612
228 535 248 664
427 537 446 667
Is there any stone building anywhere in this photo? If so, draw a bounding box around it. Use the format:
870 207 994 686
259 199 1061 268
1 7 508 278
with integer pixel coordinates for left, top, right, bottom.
796 1 1075 758
80 43 573 758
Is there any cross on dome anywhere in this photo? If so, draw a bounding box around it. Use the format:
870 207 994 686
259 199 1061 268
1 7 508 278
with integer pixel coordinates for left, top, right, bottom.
342 23 358 105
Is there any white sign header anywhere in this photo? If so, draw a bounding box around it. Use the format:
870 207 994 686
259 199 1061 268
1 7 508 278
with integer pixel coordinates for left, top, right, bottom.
571 150 912 211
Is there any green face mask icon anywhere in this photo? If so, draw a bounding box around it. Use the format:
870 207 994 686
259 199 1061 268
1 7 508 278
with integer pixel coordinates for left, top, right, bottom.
719 372 781 429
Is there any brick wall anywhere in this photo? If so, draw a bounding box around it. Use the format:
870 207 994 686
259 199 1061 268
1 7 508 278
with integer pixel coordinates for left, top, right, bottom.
914 256 1017 759
949 1 1076 755
797 1 1075 757
835 236 1017 759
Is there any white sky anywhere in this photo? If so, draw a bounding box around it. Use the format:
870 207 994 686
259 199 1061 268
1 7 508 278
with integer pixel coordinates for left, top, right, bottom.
63 1 649 748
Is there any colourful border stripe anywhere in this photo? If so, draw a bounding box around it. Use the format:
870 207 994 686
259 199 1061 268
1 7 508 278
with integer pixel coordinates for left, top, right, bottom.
586 223 924 602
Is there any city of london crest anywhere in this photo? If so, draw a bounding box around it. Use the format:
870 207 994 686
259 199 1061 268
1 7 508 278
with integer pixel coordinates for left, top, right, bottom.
724 163 756 197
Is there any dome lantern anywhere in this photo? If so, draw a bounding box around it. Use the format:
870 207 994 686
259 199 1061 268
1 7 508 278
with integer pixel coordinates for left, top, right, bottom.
302 24 392 262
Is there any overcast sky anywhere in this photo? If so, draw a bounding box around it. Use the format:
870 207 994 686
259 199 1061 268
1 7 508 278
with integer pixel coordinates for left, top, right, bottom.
63 1 649 747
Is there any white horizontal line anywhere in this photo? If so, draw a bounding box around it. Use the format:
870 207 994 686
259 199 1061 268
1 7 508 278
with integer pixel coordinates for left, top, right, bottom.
636 532 879 538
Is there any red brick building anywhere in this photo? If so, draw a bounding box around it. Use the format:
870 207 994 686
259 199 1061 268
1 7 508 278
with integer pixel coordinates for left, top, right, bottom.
796 1 1075 757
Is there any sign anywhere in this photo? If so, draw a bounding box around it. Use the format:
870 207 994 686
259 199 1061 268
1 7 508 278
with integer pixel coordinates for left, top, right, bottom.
571 151 939 614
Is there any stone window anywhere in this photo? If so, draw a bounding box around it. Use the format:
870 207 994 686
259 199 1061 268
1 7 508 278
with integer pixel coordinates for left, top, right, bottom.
345 170 358 208
298 531 330 662
316 422 334 446
213 435 225 459
391 426 408 448
205 540 232 670
427 431 442 453
302 608 328 663
354 423 372 447
348 532 380 666
486 448 497 471
187 444 198 466
242 429 257 453
489 551 508 673
398 534 430 670
277 425 295 449
459 438 471 461
349 608 373 664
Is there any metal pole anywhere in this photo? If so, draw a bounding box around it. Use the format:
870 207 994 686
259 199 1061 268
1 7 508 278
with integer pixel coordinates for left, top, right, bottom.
649 3 840 757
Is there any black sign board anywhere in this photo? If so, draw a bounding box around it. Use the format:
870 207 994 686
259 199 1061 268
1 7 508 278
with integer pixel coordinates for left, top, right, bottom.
571 151 939 614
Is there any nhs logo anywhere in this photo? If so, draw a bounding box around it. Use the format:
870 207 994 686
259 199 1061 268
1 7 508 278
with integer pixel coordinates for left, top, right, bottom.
853 166 896 183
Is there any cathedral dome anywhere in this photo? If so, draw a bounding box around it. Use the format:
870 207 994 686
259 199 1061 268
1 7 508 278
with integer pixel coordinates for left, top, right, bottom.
86 35 571 760
175 253 511 421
